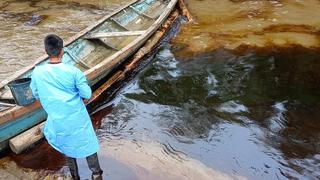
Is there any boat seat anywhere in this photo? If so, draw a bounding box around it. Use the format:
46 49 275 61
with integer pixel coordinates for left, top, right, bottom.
84 30 146 39
84 30 146 51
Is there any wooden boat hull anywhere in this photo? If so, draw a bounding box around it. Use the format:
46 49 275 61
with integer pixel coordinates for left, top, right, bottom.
0 0 178 152
0 68 117 151
0 108 47 151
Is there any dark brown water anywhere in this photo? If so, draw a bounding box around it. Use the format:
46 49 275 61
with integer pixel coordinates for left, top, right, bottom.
1 0 320 180
84 44 320 179
173 0 320 57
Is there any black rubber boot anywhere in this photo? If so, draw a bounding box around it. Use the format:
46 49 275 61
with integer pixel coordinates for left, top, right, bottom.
86 153 103 180
66 157 80 180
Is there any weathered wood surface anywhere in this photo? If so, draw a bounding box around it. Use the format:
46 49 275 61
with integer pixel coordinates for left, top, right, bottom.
9 122 45 154
0 101 41 125
85 31 146 39
178 0 193 22
8 9 180 154
0 102 15 107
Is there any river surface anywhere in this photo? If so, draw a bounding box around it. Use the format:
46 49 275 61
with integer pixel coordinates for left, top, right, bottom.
1 0 320 180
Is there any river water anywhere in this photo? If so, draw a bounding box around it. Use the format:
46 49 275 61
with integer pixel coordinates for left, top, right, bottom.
1 0 320 180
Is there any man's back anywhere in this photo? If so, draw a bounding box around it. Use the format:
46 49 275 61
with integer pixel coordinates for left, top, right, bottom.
31 63 91 118
30 63 99 158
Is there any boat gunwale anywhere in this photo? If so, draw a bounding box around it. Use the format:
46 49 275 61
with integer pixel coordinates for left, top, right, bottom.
0 0 178 125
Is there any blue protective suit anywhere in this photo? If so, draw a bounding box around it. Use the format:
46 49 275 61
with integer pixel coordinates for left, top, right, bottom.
30 63 99 158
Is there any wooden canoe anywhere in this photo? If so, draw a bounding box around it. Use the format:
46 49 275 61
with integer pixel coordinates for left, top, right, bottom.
0 0 178 152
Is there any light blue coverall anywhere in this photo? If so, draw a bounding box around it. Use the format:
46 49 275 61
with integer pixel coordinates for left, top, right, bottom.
30 63 99 158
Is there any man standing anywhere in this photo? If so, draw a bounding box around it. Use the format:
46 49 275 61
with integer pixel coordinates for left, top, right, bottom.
30 34 103 180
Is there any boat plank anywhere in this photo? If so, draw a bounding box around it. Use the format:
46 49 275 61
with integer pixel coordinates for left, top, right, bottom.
0 102 15 107
0 101 41 125
85 30 146 39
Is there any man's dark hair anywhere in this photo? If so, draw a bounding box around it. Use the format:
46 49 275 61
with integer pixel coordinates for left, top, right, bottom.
44 34 63 57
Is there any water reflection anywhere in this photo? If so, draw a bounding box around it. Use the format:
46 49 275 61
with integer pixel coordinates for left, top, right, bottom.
172 0 320 57
100 44 320 179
